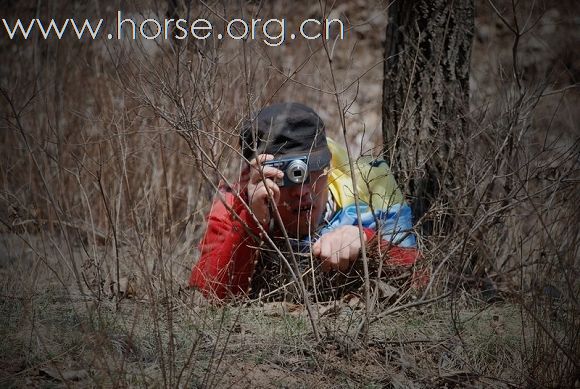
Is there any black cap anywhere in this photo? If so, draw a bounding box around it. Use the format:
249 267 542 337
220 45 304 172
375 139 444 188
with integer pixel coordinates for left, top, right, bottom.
240 102 331 170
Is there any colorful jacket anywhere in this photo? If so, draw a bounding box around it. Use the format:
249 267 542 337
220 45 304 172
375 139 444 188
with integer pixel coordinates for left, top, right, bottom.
189 138 420 299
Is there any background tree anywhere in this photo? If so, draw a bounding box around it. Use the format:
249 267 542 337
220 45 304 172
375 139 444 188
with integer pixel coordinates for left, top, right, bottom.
382 0 474 233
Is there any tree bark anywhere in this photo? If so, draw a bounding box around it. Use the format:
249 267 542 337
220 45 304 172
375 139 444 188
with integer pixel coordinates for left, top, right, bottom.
382 0 474 233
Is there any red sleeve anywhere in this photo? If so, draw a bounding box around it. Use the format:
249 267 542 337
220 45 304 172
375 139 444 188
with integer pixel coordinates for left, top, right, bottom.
385 245 420 266
362 227 420 267
189 191 263 300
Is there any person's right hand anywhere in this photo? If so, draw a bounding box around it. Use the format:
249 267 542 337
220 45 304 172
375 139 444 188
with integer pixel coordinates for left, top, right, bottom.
247 154 284 227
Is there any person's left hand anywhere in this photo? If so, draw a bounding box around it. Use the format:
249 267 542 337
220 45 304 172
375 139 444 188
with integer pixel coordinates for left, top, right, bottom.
312 225 365 272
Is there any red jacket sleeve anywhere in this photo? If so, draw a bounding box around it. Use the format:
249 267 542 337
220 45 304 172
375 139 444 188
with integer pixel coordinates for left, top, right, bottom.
362 228 420 267
189 191 263 300
363 227 427 287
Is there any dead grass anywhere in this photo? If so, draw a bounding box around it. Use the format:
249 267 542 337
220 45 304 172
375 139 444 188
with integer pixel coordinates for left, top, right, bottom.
0 246 540 388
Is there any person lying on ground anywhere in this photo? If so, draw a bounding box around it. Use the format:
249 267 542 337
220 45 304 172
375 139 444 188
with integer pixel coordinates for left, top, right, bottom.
189 102 421 300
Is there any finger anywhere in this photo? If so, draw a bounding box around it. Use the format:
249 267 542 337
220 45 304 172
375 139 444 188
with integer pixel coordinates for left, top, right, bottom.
250 154 274 167
261 166 284 180
348 242 360 262
250 159 283 183
248 155 272 178
332 245 346 271
338 247 351 272
263 179 280 203
319 238 333 272
320 237 332 261
249 165 274 181
328 241 344 271
253 179 279 203
312 240 320 256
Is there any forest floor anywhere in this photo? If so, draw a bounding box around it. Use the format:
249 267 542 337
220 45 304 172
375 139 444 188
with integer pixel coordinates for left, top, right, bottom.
0 233 560 388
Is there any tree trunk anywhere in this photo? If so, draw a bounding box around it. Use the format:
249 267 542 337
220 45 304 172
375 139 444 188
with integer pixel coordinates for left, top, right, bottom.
382 0 474 233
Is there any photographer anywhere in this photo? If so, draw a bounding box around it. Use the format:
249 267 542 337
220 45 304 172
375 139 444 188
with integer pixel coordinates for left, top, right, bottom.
189 102 420 300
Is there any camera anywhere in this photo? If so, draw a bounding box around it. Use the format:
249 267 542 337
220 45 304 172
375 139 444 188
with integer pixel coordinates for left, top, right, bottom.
262 156 309 187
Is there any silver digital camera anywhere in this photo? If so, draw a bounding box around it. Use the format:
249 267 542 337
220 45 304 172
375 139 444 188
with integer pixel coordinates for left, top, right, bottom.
262 156 309 187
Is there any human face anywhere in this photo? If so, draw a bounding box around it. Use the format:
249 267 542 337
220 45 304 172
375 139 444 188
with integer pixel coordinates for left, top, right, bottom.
274 169 329 238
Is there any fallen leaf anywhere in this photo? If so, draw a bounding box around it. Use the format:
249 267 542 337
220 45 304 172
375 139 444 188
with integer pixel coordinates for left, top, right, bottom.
344 293 362 309
108 276 135 298
262 302 303 317
118 277 135 297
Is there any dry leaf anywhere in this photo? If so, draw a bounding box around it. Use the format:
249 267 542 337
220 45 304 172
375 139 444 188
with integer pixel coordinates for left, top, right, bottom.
262 302 303 317
108 276 135 298
344 293 362 309
118 277 135 297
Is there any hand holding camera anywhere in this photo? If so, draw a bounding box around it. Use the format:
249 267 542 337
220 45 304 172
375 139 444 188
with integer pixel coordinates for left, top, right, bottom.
248 154 312 228
262 155 309 187
247 154 283 227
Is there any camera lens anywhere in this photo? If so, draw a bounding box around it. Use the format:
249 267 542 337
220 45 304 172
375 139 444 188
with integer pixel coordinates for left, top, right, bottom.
286 160 308 184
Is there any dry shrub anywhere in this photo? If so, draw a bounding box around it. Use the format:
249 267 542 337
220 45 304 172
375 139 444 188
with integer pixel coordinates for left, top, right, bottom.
418 1 580 384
